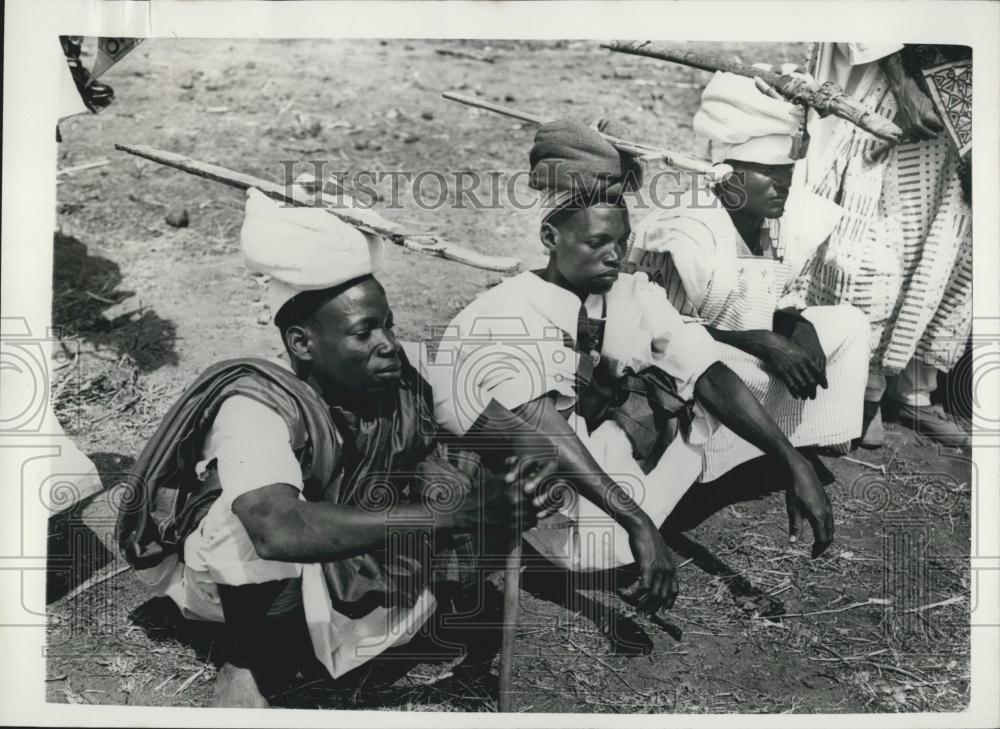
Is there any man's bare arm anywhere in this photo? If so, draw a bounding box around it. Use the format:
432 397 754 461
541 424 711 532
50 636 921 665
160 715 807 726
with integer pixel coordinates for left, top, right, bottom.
705 326 823 400
693 361 835 556
232 456 553 563
233 485 445 562
468 396 679 611
472 397 648 530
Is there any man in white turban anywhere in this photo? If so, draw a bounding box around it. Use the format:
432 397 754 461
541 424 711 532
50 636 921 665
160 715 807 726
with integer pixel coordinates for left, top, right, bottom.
627 70 870 482
117 189 552 707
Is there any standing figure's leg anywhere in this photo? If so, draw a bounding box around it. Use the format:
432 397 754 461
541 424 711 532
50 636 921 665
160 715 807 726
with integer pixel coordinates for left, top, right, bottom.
887 358 969 447
858 372 887 450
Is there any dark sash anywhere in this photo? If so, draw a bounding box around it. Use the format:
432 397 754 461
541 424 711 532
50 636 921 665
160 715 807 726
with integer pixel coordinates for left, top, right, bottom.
572 304 694 474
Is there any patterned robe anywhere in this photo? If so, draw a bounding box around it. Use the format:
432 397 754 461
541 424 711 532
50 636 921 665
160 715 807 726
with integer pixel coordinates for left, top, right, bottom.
786 43 973 375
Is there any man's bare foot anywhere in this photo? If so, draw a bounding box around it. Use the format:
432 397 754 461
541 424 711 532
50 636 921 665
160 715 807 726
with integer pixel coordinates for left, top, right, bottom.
211 662 270 708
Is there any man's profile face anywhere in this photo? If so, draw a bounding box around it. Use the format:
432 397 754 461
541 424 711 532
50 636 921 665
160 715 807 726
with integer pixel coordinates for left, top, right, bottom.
723 160 794 219
304 277 402 395
544 203 631 295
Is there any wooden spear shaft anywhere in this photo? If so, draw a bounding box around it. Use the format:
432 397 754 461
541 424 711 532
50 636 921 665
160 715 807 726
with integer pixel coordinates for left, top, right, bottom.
114 143 521 273
442 92 733 183
498 535 521 712
601 41 903 143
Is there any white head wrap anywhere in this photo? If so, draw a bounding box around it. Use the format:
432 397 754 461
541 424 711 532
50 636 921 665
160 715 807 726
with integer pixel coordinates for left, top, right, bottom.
693 66 808 165
240 188 384 319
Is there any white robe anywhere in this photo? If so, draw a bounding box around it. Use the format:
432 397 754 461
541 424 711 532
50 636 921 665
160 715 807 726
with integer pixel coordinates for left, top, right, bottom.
629 188 868 481
425 270 720 571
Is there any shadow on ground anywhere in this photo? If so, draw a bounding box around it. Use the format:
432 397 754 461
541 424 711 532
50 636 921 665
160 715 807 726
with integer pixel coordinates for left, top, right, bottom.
53 232 179 372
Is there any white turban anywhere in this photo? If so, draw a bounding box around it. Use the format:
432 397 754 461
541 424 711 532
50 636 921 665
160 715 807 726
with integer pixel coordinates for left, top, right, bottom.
240 187 384 318
693 66 807 165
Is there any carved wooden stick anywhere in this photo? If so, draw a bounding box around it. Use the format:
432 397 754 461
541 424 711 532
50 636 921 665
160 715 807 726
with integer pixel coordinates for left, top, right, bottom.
115 143 521 273
442 91 733 183
602 41 904 143
498 536 521 712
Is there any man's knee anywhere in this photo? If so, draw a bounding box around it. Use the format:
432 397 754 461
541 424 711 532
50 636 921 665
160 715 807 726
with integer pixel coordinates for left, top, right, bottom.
803 304 869 352
841 304 869 329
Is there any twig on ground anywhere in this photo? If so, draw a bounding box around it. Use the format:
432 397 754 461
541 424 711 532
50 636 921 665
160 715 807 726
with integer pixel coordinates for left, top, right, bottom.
811 647 890 662
85 290 118 305
713 675 751 692
842 456 887 475
435 47 496 64
51 355 81 403
174 667 206 695
152 673 178 692
757 618 788 630
815 642 849 663
57 158 111 177
902 595 964 614
90 395 142 424
59 685 91 704
863 661 932 685
768 597 889 619
684 630 735 637
566 638 638 693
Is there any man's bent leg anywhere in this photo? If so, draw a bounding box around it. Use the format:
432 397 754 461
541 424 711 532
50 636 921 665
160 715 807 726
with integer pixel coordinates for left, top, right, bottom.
215 578 313 707
801 305 869 452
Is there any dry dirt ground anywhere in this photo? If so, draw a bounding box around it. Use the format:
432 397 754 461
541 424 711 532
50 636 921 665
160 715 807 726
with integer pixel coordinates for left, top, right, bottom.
47 39 971 713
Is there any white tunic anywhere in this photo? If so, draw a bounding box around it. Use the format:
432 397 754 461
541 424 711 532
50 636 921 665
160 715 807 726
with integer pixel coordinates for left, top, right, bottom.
629 188 868 481
426 270 720 571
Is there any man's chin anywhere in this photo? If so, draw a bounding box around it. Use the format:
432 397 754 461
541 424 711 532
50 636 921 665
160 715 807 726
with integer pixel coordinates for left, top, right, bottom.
590 275 618 293
365 373 402 392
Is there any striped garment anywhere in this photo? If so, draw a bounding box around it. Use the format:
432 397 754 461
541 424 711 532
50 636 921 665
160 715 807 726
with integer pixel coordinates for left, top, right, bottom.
786 54 973 375
630 189 868 481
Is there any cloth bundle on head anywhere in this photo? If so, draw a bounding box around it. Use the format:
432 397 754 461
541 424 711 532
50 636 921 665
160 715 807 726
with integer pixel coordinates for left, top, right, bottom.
694 66 807 165
529 119 643 226
240 187 384 320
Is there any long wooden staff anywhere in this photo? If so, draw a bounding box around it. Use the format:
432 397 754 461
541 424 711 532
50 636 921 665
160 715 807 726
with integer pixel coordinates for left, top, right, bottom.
498 533 521 712
114 143 521 273
602 41 904 143
442 92 733 183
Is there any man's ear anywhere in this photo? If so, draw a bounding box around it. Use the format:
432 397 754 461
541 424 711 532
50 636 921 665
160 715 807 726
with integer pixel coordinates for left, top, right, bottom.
539 222 559 253
284 324 313 363
715 166 748 209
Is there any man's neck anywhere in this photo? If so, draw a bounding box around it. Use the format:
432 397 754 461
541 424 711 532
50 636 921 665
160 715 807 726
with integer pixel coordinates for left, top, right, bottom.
295 366 386 419
536 259 589 302
723 205 765 255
